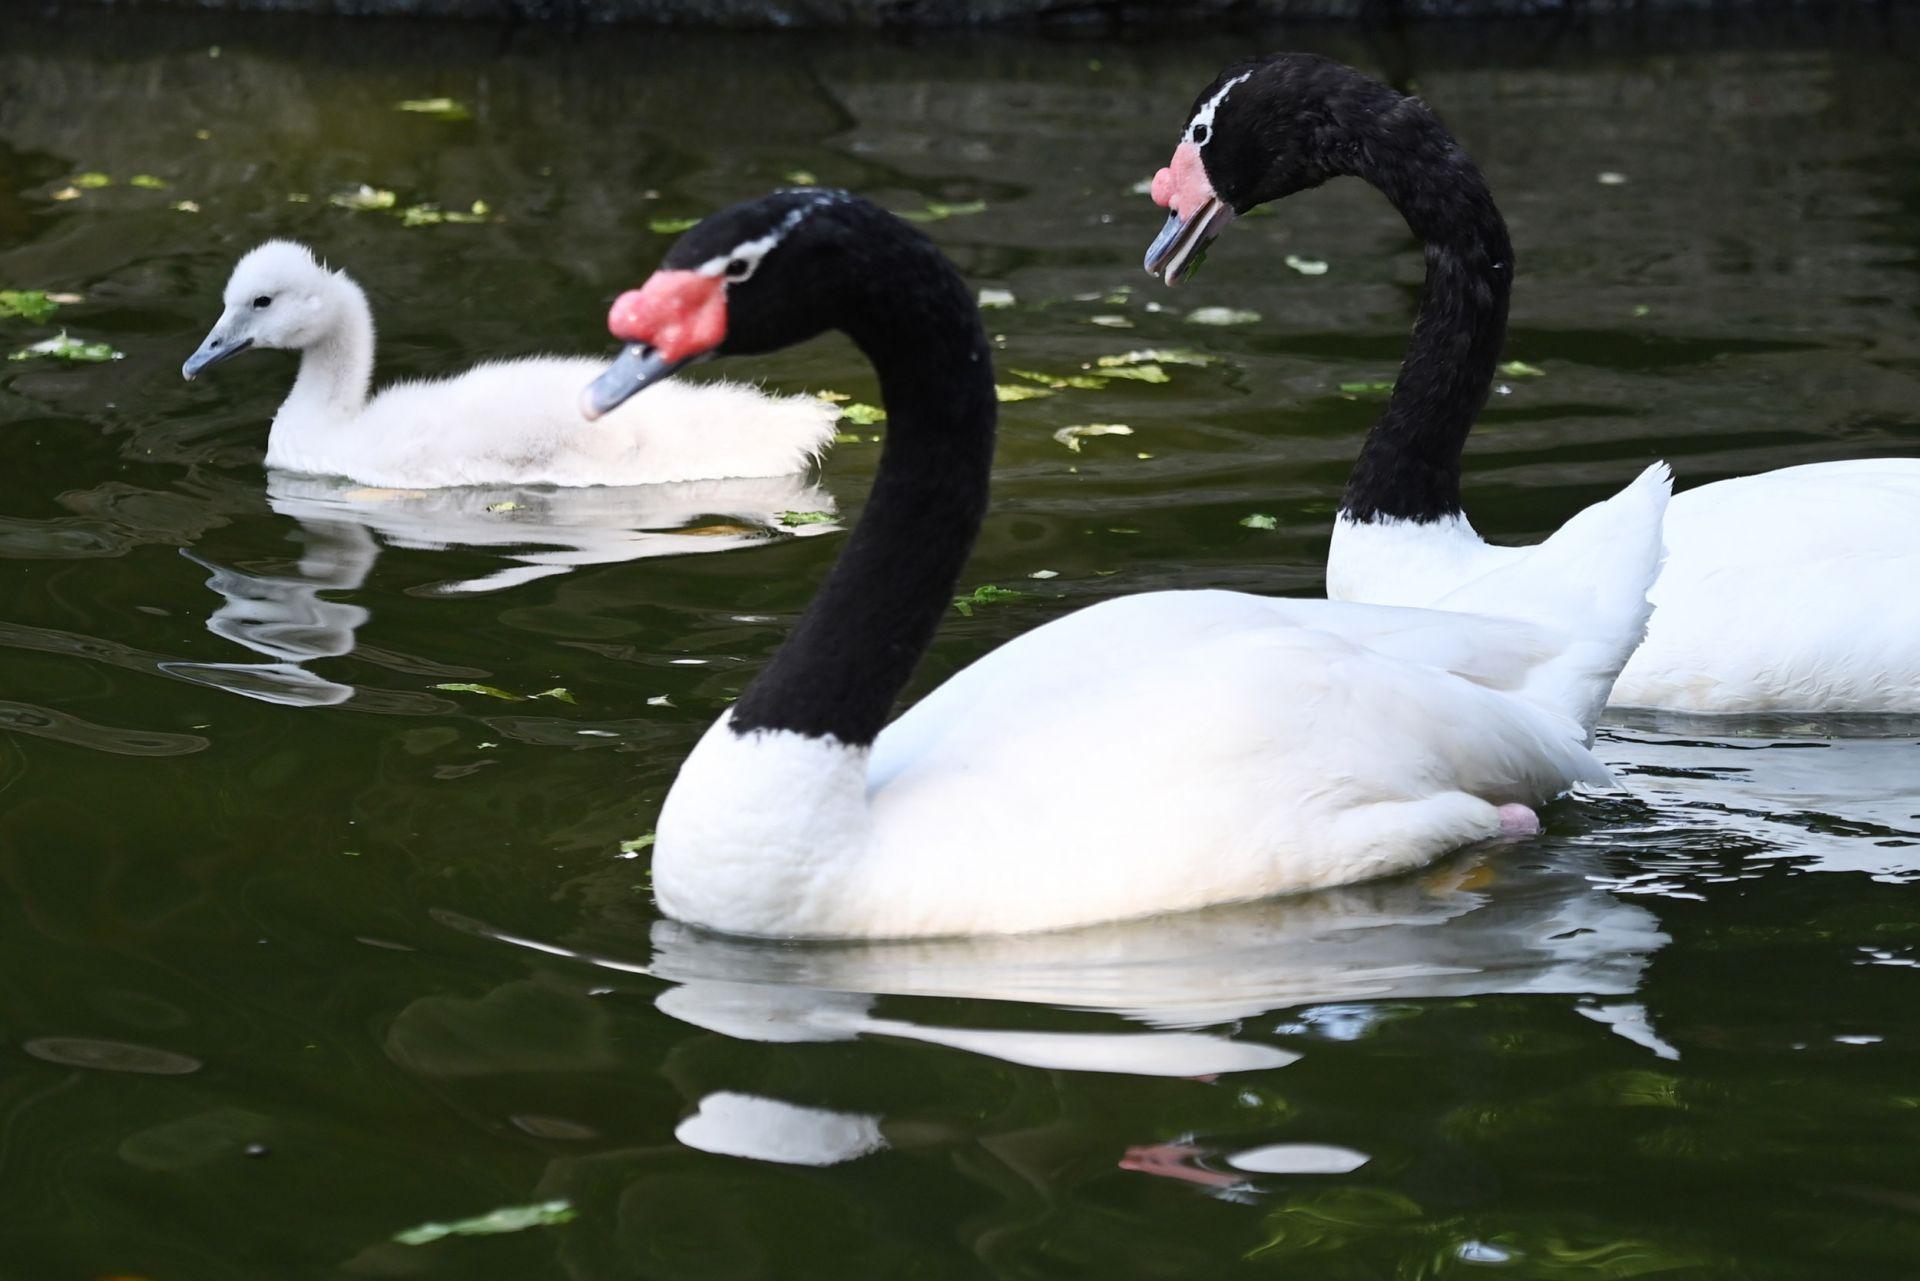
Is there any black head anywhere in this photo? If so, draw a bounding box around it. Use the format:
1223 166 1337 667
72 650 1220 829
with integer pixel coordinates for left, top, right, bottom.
583 188 889 419
1144 54 1413 284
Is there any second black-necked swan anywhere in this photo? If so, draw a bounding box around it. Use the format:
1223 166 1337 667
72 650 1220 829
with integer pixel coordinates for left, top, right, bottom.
581 188 1670 939
1145 53 1920 715
182 240 837 488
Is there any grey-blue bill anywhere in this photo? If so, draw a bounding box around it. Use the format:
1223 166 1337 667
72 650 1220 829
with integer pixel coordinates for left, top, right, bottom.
1143 198 1234 286
580 343 703 420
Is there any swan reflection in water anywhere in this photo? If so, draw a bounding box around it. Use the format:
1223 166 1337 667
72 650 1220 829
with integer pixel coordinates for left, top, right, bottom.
1599 716 1920 884
432 846 1671 1177
164 470 838 707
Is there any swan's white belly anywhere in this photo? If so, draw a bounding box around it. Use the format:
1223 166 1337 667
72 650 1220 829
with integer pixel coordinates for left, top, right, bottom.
653 591 1613 939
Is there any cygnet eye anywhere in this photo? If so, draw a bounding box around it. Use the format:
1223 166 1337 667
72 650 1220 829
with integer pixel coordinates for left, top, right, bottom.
253 295 273 309
1191 122 1211 146
724 258 752 282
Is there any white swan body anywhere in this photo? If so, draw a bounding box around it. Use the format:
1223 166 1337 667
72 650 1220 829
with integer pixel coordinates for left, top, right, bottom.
184 241 837 488
656 464 1672 939
591 190 1670 940
1331 459 1920 714
1140 54 1920 719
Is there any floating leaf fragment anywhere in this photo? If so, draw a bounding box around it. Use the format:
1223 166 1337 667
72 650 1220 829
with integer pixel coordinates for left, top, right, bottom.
399 200 490 227
1187 306 1260 326
170 200 201 214
1337 380 1396 398
485 500 523 513
831 431 863 444
1012 368 1107 391
784 169 818 186
900 199 987 223
995 384 1053 403
1239 513 1278 530
531 687 577 704
778 510 835 526
330 185 396 211
430 682 523 701
619 834 656 855
814 389 851 403
393 1199 575 1246
1096 348 1213 368
395 97 472 120
73 172 112 189
1497 360 1545 378
1283 254 1329 275
9 332 122 363
838 401 886 425
1097 363 1169 384
953 585 1023 616
1052 422 1134 453
647 216 700 235
0 290 60 322
129 174 168 190
51 186 82 201
1029 569 1059 579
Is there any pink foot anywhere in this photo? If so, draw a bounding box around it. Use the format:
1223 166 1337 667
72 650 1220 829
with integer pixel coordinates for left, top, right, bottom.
1496 804 1541 837
1119 1142 1240 1189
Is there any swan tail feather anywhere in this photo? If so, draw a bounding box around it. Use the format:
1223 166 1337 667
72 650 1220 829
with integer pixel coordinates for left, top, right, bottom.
1433 461 1672 732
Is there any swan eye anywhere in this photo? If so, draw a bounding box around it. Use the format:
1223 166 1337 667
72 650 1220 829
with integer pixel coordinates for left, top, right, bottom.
1190 122 1210 146
724 258 752 282
252 295 273 309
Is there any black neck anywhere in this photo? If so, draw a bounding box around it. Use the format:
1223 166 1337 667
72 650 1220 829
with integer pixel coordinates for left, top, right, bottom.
1338 100 1512 524
728 241 997 747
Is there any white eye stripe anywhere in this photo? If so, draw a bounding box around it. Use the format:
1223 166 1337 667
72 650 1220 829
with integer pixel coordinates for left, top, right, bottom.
697 193 839 283
1185 70 1252 145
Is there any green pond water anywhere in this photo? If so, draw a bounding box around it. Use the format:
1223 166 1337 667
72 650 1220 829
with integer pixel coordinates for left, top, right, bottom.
2 9 1919 1278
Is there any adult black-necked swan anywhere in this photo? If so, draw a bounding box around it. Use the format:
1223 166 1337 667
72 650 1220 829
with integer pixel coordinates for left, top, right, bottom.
1145 53 1920 716
182 240 837 488
581 189 1670 939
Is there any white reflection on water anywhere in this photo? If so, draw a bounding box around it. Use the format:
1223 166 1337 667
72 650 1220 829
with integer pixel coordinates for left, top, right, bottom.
675 1091 887 1167
1598 719 1920 883
443 846 1671 1082
169 471 838 706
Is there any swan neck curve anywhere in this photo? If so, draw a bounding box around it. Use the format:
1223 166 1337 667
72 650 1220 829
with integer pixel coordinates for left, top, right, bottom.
278 277 375 436
1339 106 1512 525
727 229 997 749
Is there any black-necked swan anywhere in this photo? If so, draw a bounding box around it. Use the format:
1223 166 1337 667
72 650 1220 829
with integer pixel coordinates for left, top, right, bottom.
579 188 1670 940
1145 53 1920 716
181 240 837 489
